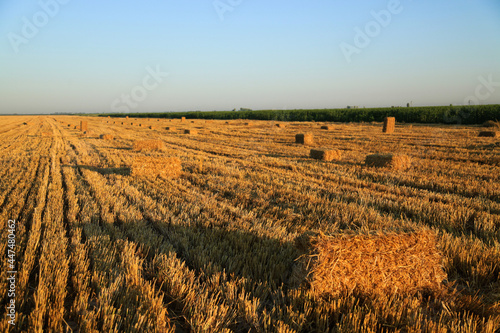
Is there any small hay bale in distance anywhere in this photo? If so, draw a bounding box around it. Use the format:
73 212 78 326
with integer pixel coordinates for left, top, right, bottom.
148 126 156 130
383 117 396 133
482 120 499 128
100 134 114 140
80 120 88 132
310 148 341 162
292 230 447 297
131 156 182 178
321 125 333 130
295 133 314 145
184 129 197 135
276 123 286 128
132 140 164 151
478 131 498 137
365 153 411 169
181 117 186 122
244 122 253 126
165 127 175 131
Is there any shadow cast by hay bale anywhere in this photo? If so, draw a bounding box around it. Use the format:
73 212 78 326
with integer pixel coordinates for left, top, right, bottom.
69 165 131 176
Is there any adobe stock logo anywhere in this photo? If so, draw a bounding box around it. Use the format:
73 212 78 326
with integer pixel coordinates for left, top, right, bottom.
465 74 500 105
213 0 243 21
443 74 499 124
111 65 169 112
7 0 71 54
340 0 405 63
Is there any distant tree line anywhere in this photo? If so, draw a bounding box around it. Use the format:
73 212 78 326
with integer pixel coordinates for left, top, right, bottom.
101 105 500 125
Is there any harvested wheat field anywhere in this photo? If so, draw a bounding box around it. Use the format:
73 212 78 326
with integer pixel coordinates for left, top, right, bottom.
0 116 499 332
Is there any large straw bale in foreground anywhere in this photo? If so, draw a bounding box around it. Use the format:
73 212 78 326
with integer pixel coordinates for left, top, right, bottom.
131 156 182 178
132 140 164 151
293 231 447 297
310 148 341 161
365 154 411 170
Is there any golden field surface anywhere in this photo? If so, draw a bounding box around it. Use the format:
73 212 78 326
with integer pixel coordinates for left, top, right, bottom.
0 115 499 332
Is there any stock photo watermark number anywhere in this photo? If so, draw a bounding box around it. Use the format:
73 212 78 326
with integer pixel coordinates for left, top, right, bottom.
5 220 17 326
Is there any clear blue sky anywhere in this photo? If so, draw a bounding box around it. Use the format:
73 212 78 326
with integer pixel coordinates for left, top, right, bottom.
1 0 499 114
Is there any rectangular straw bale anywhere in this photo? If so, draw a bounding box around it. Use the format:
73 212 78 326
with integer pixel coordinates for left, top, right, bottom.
478 131 498 137
244 122 253 126
365 154 411 170
276 123 286 128
165 127 175 131
310 148 341 161
383 117 395 133
131 156 182 178
482 120 499 128
296 133 314 145
301 231 447 297
132 140 164 151
181 117 186 122
80 121 88 132
100 134 114 140
148 126 156 129
321 125 333 130
185 129 197 135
